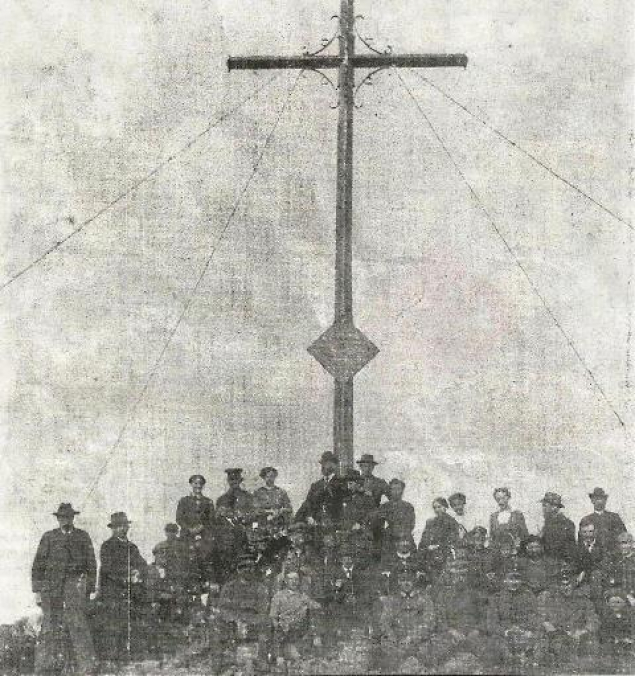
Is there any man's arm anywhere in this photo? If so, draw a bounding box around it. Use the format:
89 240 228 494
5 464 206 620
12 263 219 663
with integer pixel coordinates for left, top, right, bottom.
31 532 50 593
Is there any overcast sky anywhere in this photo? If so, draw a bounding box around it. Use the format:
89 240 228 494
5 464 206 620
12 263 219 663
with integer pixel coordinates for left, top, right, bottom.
0 0 633 623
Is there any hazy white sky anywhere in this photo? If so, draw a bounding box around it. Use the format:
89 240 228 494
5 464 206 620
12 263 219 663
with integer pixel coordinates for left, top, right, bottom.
0 0 633 623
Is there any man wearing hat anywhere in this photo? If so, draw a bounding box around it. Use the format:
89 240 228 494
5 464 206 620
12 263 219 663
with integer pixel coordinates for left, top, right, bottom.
97 512 148 664
579 488 626 552
487 568 542 666
216 468 255 523
539 492 576 563
295 452 347 527
218 553 270 660
377 568 437 672
31 503 97 675
356 454 389 508
538 564 600 662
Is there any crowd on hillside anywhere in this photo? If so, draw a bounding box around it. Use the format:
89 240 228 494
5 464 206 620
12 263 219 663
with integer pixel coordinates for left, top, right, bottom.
30 452 635 674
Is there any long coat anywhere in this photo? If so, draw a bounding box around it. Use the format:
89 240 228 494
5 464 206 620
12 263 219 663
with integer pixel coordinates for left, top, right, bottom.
98 536 148 601
541 511 576 562
32 527 96 597
295 476 348 525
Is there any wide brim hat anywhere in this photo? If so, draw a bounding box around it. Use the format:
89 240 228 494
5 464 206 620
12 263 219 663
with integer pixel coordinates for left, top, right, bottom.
319 451 339 465
539 492 564 508
589 487 608 500
356 454 378 466
53 503 80 517
108 511 132 528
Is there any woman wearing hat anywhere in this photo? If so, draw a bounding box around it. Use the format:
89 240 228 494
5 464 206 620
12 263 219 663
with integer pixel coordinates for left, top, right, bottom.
253 466 293 534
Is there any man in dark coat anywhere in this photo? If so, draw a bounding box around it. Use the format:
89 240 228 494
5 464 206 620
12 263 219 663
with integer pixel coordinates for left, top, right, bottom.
31 503 96 675
539 492 576 563
356 454 389 508
579 488 626 551
295 452 348 526
576 522 606 580
176 474 215 589
97 512 148 665
368 479 416 558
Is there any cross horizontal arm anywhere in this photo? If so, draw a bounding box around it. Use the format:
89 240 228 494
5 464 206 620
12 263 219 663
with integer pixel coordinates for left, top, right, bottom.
228 53 467 71
228 55 342 70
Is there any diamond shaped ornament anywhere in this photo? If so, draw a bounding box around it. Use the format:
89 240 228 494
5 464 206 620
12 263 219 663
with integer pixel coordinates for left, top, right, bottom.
308 321 379 380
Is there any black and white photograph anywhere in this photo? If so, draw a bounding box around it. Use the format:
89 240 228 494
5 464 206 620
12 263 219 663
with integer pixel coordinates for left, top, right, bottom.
0 0 633 674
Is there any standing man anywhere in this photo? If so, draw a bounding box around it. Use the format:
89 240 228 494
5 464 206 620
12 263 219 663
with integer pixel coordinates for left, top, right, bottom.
216 468 255 522
579 488 626 551
356 454 389 508
295 452 347 527
368 479 416 557
97 512 148 666
539 492 576 563
31 503 96 675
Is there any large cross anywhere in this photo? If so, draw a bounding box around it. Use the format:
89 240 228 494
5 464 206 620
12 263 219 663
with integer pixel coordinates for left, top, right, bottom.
228 0 467 469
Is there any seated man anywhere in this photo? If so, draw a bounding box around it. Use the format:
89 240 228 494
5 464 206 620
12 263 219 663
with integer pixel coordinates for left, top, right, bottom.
598 591 634 658
218 554 270 665
594 531 635 605
270 570 322 662
520 535 559 595
538 566 600 664
430 557 487 668
275 523 316 597
576 522 606 582
378 531 424 595
378 568 437 673
487 569 543 666
466 527 497 605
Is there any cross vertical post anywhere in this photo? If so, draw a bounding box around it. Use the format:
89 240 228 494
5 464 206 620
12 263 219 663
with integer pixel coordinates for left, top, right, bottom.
228 1 467 469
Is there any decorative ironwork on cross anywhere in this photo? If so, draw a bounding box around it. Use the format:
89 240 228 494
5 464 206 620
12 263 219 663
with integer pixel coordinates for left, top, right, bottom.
228 1 467 469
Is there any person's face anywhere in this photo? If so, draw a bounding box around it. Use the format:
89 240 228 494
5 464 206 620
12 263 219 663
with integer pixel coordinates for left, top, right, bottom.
191 478 205 494
342 555 354 568
526 541 543 559
264 471 276 487
608 596 627 614
542 502 556 517
618 537 633 556
240 565 254 578
56 515 74 529
591 496 607 511
494 491 510 509
359 463 373 478
581 524 595 543
503 574 523 593
323 534 335 550
389 483 404 501
321 462 336 477
450 499 465 516
290 533 304 549
560 579 574 596
228 475 242 489
433 501 446 517
398 577 415 595
113 524 129 538
285 573 300 592
470 531 486 550
166 531 177 541
396 539 411 555
500 542 515 558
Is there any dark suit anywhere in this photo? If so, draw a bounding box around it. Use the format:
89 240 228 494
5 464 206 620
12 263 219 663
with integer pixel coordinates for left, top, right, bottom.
31 527 96 674
295 475 348 525
98 537 148 661
575 539 605 577
418 513 460 579
175 494 215 537
579 511 626 550
542 511 576 562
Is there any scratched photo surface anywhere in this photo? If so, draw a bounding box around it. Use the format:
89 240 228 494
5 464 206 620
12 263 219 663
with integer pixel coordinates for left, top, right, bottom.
0 0 633 673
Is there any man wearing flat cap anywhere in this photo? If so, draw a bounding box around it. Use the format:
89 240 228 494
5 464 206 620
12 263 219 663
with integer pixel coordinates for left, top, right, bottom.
295 452 347 527
176 475 215 541
97 512 148 665
31 503 97 675
217 468 255 522
539 492 576 563
579 488 626 552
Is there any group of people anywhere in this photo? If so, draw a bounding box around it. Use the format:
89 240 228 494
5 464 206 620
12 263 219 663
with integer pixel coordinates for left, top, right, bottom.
31 451 634 674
